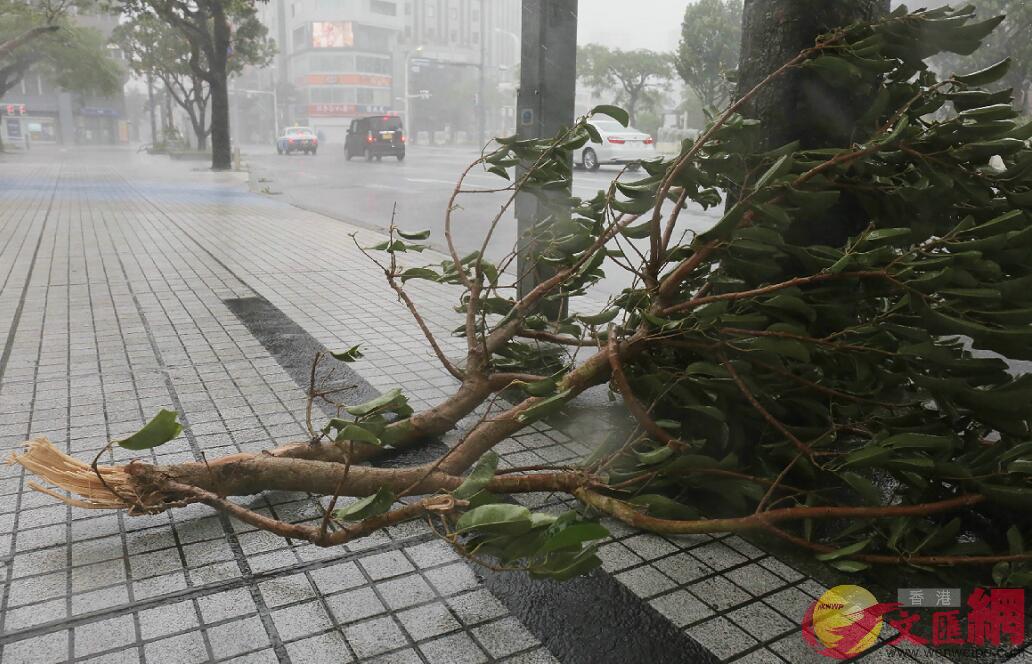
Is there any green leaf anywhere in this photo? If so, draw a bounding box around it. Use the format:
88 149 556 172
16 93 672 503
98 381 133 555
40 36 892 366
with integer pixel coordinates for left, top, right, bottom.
753 154 793 191
590 105 629 126
333 487 395 521
620 221 653 239
980 484 1032 509
400 267 441 283
636 446 674 466
816 538 872 561
455 503 533 534
529 546 602 581
698 202 747 242
575 308 620 326
859 227 911 246
881 433 955 450
487 165 511 180
830 560 871 573
955 57 1011 86
116 409 183 450
512 377 559 397
840 472 882 505
628 494 700 520
453 452 499 500
841 445 893 469
330 345 364 362
397 229 431 240
516 389 573 424
538 517 609 555
324 421 381 446
346 388 407 417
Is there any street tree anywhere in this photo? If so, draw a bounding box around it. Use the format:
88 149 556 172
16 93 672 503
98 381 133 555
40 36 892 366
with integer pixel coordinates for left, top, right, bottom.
113 14 211 150
577 44 672 128
675 0 742 111
16 7 1032 590
118 0 274 170
0 1 122 132
932 0 1032 110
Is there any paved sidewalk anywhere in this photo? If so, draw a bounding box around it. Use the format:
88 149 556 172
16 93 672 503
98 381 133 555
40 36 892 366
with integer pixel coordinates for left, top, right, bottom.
0 147 994 664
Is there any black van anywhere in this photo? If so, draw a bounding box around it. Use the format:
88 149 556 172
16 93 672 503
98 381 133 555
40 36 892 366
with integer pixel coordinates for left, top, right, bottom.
344 115 406 161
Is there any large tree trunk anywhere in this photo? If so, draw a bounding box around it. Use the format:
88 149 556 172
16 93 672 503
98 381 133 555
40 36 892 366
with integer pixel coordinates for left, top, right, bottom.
208 3 232 170
736 0 890 245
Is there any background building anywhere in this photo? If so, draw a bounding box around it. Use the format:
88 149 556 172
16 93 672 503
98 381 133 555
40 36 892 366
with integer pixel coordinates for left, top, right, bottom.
249 0 404 143
400 0 520 143
246 0 520 145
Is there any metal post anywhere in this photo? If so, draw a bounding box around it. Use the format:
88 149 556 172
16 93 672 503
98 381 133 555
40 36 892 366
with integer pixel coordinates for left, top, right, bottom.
403 51 412 141
477 1 486 145
146 75 158 145
271 86 279 139
515 0 578 311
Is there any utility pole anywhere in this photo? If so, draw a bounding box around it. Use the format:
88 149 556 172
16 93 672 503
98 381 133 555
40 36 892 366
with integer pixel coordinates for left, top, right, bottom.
476 0 487 145
514 0 578 311
146 74 158 145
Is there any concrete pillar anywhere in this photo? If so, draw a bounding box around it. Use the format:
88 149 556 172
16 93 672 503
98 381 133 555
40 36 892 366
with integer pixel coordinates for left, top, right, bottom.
514 0 577 311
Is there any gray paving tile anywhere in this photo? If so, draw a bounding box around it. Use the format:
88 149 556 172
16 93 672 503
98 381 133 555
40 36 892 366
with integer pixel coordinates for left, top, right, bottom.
344 615 410 659
377 573 437 610
358 550 416 581
398 601 462 641
420 631 489 664
207 615 271 659
197 588 257 624
326 586 387 624
143 630 210 664
1 630 70 664
686 615 760 660
139 599 199 640
285 631 354 662
472 616 540 659
649 589 714 628
74 613 137 658
271 599 334 642
446 589 509 626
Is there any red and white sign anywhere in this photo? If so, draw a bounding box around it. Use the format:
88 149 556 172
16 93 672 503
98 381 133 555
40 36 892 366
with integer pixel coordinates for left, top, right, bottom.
299 74 392 87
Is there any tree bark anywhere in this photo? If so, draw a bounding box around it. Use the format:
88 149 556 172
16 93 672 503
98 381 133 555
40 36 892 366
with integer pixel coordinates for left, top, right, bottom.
737 0 889 149
208 2 232 170
736 0 890 244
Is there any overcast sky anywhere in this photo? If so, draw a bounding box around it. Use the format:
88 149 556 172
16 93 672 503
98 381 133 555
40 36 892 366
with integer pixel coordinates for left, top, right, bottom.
577 0 688 51
575 1 950 52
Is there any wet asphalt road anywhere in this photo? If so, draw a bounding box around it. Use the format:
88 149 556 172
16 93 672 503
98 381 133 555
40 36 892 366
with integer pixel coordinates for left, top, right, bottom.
245 143 720 297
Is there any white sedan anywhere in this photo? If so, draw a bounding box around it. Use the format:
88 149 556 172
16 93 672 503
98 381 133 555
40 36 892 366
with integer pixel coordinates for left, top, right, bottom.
580 119 656 171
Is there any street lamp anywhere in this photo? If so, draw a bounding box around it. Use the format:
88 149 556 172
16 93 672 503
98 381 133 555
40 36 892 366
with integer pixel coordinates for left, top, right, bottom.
229 87 279 140
401 46 424 142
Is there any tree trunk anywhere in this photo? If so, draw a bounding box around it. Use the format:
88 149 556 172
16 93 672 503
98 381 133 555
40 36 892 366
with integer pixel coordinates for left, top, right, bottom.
208 2 232 170
736 0 890 244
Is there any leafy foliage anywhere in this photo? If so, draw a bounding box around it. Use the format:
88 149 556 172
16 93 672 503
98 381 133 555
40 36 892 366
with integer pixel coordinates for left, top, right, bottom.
576 44 673 129
675 0 743 110
0 0 122 102
382 5 1032 585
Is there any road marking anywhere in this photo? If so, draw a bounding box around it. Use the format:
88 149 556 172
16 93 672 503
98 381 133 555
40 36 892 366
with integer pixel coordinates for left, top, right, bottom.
405 177 457 185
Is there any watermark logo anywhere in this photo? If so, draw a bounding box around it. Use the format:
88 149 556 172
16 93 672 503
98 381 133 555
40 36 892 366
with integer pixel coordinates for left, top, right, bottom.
802 585 899 659
802 586 1026 658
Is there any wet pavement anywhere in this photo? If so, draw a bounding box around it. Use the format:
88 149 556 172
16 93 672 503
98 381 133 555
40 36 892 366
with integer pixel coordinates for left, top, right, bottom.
0 146 1004 663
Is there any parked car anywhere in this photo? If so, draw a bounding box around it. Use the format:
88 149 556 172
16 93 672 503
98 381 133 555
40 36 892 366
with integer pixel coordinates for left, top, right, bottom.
579 120 655 171
276 126 318 155
345 115 406 162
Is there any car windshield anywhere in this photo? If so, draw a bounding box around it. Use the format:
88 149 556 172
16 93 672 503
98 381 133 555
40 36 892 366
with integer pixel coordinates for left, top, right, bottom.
287 127 314 136
367 117 403 132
